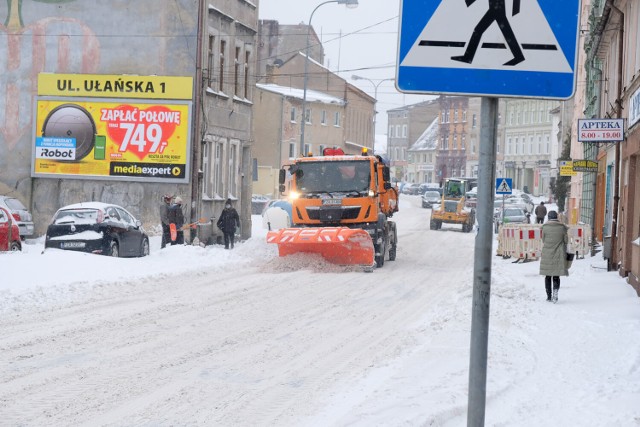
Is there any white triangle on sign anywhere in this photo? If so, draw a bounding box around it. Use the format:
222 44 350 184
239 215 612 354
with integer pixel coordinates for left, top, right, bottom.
400 0 572 73
498 179 511 192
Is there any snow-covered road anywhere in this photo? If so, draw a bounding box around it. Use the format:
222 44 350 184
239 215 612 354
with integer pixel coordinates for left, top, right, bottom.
1 195 639 426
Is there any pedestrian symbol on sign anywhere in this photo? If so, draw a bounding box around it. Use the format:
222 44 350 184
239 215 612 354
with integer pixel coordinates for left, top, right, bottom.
451 0 524 66
496 178 513 194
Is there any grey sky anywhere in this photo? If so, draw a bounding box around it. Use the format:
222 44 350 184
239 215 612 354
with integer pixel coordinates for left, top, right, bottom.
259 0 434 136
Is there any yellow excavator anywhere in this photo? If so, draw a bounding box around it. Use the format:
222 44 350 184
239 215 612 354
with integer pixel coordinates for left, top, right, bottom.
430 177 477 232
266 147 399 271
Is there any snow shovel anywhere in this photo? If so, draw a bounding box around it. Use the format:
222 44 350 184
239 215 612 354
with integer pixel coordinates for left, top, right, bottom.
169 223 177 242
179 217 209 231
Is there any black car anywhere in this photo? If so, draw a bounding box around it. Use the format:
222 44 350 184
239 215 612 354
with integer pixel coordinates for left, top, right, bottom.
421 191 442 208
45 202 149 257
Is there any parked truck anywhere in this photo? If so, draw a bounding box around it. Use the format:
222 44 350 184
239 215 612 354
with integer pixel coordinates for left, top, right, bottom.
267 147 399 271
430 177 476 232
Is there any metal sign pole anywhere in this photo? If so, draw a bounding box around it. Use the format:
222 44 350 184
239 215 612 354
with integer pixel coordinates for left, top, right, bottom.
467 96 498 426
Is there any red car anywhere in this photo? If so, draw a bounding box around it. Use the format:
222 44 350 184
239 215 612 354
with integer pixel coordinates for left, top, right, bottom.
0 206 22 252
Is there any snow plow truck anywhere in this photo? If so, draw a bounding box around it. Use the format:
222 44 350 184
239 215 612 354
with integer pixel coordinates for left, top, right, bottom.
267 147 399 271
430 177 476 232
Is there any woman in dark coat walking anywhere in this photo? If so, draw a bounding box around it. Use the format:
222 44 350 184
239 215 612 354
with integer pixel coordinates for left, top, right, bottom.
539 210 569 303
217 199 240 249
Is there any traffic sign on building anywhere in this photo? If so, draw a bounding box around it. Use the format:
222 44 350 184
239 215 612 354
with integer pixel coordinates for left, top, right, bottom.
396 0 581 98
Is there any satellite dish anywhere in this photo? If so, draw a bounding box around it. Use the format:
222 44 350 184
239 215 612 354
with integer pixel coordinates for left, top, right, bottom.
273 59 284 67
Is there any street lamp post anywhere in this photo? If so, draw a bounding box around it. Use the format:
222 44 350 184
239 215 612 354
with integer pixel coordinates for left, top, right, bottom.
300 0 358 157
351 75 394 147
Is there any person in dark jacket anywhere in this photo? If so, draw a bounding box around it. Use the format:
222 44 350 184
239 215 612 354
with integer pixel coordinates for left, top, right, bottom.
534 201 547 224
159 194 172 249
168 196 185 245
217 199 240 249
539 210 569 303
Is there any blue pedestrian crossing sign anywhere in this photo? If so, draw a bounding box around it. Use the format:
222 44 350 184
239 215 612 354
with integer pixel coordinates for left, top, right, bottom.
396 0 581 99
496 178 513 194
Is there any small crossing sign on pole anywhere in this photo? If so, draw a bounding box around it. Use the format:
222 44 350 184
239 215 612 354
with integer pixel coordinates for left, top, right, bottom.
396 0 581 98
496 178 513 194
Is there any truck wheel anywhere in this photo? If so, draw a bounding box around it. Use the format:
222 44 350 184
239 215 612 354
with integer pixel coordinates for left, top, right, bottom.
375 238 386 268
10 241 21 252
430 220 437 230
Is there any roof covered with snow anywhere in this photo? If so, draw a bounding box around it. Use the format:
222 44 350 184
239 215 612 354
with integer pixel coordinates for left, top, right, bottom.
409 118 439 152
256 83 345 106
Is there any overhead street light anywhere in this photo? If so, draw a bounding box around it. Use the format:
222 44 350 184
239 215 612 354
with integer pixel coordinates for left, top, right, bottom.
351 74 394 146
300 0 359 157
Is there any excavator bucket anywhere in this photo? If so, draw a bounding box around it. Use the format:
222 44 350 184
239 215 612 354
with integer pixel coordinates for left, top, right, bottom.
267 227 375 267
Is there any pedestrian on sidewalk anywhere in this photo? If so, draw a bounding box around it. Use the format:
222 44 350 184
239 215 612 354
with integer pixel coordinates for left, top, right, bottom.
159 194 172 249
534 201 547 224
539 210 569 303
217 199 240 249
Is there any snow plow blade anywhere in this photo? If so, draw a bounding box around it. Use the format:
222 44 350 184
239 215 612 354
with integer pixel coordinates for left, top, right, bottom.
267 227 375 266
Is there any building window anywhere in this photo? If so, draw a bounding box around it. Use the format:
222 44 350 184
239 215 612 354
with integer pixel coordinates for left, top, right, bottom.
396 125 401 137
528 135 533 154
219 40 226 93
304 142 311 156
453 134 458 150
545 134 550 153
402 124 407 137
228 141 239 198
514 137 518 154
445 110 450 123
506 137 511 154
334 112 341 127
207 35 215 88
214 141 223 197
289 142 296 158
388 125 393 136
537 134 542 154
520 137 525 154
462 110 467 122
454 108 458 122
244 50 251 99
321 110 327 125
234 46 241 96
202 141 211 197
472 114 477 128
290 106 297 122
304 108 311 124
461 134 466 150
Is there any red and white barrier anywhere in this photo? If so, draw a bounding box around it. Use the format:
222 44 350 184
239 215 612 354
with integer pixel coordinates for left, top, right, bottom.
497 224 542 261
497 223 592 261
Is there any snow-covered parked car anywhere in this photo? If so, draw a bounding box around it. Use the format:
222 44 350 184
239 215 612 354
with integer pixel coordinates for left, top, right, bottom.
45 202 149 257
0 195 34 239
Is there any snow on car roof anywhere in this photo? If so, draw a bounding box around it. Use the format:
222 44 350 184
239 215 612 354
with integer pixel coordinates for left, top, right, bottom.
57 202 114 211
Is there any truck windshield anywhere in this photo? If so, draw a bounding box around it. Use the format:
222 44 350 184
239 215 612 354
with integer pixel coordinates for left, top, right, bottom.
296 160 371 194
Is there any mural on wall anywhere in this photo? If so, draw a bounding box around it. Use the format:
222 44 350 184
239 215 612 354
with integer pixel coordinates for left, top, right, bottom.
0 0 99 155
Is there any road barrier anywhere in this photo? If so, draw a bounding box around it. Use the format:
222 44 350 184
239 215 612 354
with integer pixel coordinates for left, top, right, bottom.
497 223 592 262
567 224 591 258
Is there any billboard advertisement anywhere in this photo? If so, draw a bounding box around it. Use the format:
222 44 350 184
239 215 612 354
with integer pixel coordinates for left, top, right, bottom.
32 74 193 183
32 98 191 182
